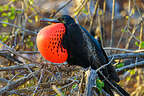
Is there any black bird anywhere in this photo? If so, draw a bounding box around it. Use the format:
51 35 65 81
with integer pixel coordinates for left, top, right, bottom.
36 15 129 96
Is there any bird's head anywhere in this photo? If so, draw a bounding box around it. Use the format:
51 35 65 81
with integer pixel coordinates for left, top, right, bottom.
40 15 75 25
36 15 75 63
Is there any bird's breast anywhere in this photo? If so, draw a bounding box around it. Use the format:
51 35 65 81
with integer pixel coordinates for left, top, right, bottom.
36 23 68 63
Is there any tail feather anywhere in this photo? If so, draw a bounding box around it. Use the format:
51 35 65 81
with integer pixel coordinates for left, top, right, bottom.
111 80 130 96
103 81 114 96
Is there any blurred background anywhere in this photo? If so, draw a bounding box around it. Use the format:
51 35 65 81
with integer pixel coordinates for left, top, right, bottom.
0 0 144 96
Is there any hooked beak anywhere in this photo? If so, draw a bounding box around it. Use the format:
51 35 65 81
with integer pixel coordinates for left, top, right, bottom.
40 18 60 23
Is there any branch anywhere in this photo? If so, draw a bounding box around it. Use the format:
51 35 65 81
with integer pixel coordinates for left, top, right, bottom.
116 61 144 72
0 21 37 34
0 40 41 64
84 68 98 96
0 52 22 63
96 56 114 72
104 47 144 52
108 53 144 60
0 78 9 83
52 0 72 17
52 85 64 96
0 64 36 71
0 71 39 95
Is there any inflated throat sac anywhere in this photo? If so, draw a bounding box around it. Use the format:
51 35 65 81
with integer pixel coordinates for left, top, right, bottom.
36 23 68 63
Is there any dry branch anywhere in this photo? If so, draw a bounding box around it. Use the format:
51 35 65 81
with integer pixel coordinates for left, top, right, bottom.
108 53 144 60
84 68 98 96
117 60 144 72
0 64 36 71
104 47 144 52
0 21 37 34
0 71 39 95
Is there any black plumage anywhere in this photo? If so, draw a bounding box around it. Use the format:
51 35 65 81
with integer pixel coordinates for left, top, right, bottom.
57 15 129 96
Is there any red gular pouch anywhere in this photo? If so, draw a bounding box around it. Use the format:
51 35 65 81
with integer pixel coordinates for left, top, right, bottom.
36 23 68 63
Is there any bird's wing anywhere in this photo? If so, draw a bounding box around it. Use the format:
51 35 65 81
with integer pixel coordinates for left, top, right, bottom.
79 25 108 66
79 25 120 82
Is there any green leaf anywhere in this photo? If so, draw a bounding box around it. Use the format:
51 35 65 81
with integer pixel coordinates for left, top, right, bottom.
140 41 144 48
2 35 9 42
135 41 139 47
74 77 77 80
74 10 79 16
4 5 9 11
29 41 33 47
130 70 136 75
0 35 2 40
9 15 15 20
82 8 88 15
125 16 129 19
28 19 33 23
35 15 38 22
0 6 4 12
121 29 125 32
96 78 104 92
1 13 8 17
98 10 103 15
126 76 131 81
7 11 15 20
8 12 12 17
16 10 23 14
29 0 34 5
116 63 124 68
2 19 8 27
12 0 16 2
11 7 15 14
131 8 135 15
72 84 77 89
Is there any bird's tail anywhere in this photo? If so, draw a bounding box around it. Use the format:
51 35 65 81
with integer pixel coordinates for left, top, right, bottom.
102 80 129 96
110 80 130 96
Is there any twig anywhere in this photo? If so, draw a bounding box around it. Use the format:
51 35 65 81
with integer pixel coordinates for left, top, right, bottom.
52 85 64 96
0 71 39 95
7 88 32 96
17 51 39 54
116 60 144 72
0 40 41 64
78 70 85 96
52 0 72 17
125 26 137 49
116 25 128 48
0 52 22 63
74 0 88 16
96 56 114 72
84 68 98 96
0 64 36 71
110 0 115 47
32 69 43 95
108 53 144 60
0 50 39 55
104 47 144 52
99 71 125 96
101 89 111 96
0 78 9 83
0 21 37 34
88 0 99 32
139 20 143 49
